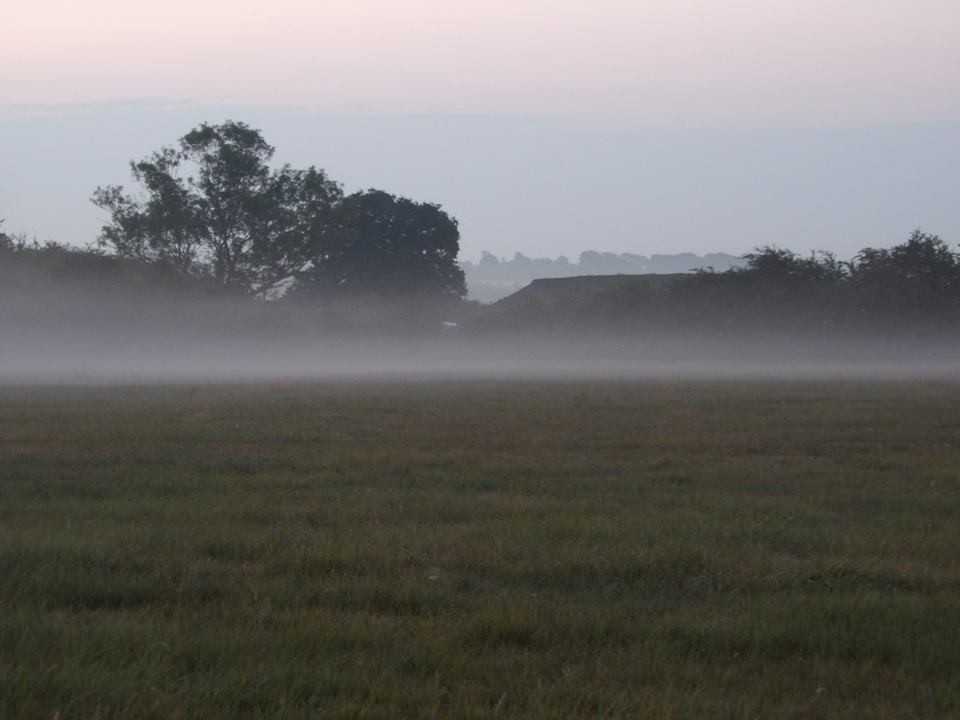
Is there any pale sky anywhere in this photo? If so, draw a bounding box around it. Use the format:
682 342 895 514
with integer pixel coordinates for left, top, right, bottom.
5 0 960 126
2 1 959 258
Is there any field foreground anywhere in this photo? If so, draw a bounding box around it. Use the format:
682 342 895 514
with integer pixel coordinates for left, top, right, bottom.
0 380 958 718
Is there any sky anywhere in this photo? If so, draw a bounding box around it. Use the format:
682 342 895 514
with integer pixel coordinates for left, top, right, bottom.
2 0 959 260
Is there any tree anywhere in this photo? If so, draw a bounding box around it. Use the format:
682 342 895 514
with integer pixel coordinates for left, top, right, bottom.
94 121 467 304
850 230 960 315
0 220 27 254
741 246 847 284
93 121 342 297
291 189 466 301
0 220 11 252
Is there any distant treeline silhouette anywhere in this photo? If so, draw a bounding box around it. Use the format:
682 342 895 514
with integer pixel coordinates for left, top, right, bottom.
700 231 960 332
462 251 743 302
3 119 960 337
472 230 960 336
5 217 958 337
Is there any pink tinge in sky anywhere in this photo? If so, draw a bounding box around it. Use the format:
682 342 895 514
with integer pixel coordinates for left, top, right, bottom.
2 0 959 127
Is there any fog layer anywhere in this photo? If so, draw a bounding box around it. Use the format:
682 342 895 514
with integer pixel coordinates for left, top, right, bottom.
3 289 959 383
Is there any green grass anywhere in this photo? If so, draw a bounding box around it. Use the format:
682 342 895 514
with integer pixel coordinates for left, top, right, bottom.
0 379 958 718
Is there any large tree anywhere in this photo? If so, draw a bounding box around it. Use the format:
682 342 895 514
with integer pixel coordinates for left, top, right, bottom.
93 122 466 302
93 121 342 297
850 230 960 315
290 189 466 301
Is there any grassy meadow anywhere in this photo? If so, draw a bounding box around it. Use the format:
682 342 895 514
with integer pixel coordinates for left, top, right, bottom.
0 379 958 718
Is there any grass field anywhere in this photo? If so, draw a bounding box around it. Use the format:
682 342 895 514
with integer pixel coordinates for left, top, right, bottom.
0 380 958 718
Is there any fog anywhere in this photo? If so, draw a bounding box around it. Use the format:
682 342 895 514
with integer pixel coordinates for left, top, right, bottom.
3 282 959 384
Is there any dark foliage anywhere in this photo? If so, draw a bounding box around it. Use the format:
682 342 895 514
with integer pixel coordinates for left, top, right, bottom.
473 231 960 338
0 220 25 254
290 190 466 302
849 231 960 317
713 231 960 331
0 240 230 300
92 121 465 303
7 135 959 339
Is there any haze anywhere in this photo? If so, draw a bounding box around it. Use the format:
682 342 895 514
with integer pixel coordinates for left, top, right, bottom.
3 1 959 259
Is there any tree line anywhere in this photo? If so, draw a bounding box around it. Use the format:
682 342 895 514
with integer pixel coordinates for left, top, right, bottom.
711 232 960 327
3 120 960 335
467 230 960 337
462 250 745 302
464 250 743 283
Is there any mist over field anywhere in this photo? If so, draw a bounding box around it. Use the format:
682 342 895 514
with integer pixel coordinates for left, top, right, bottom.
4 116 958 384
3 282 960 382
6 242 960 383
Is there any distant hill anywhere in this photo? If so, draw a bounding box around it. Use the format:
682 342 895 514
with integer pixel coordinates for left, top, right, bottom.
462 251 744 302
470 274 694 333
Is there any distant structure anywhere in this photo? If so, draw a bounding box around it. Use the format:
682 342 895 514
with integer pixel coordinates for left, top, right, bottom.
461 251 743 303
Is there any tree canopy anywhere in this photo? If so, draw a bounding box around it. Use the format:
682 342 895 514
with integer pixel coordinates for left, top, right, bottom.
290 190 465 301
685 230 960 331
92 121 465 302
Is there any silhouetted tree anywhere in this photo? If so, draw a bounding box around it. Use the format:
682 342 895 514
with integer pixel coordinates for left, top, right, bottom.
741 246 847 284
0 220 28 254
0 220 11 253
291 190 466 301
93 121 342 297
94 122 467 303
689 233 960 331
850 230 960 316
